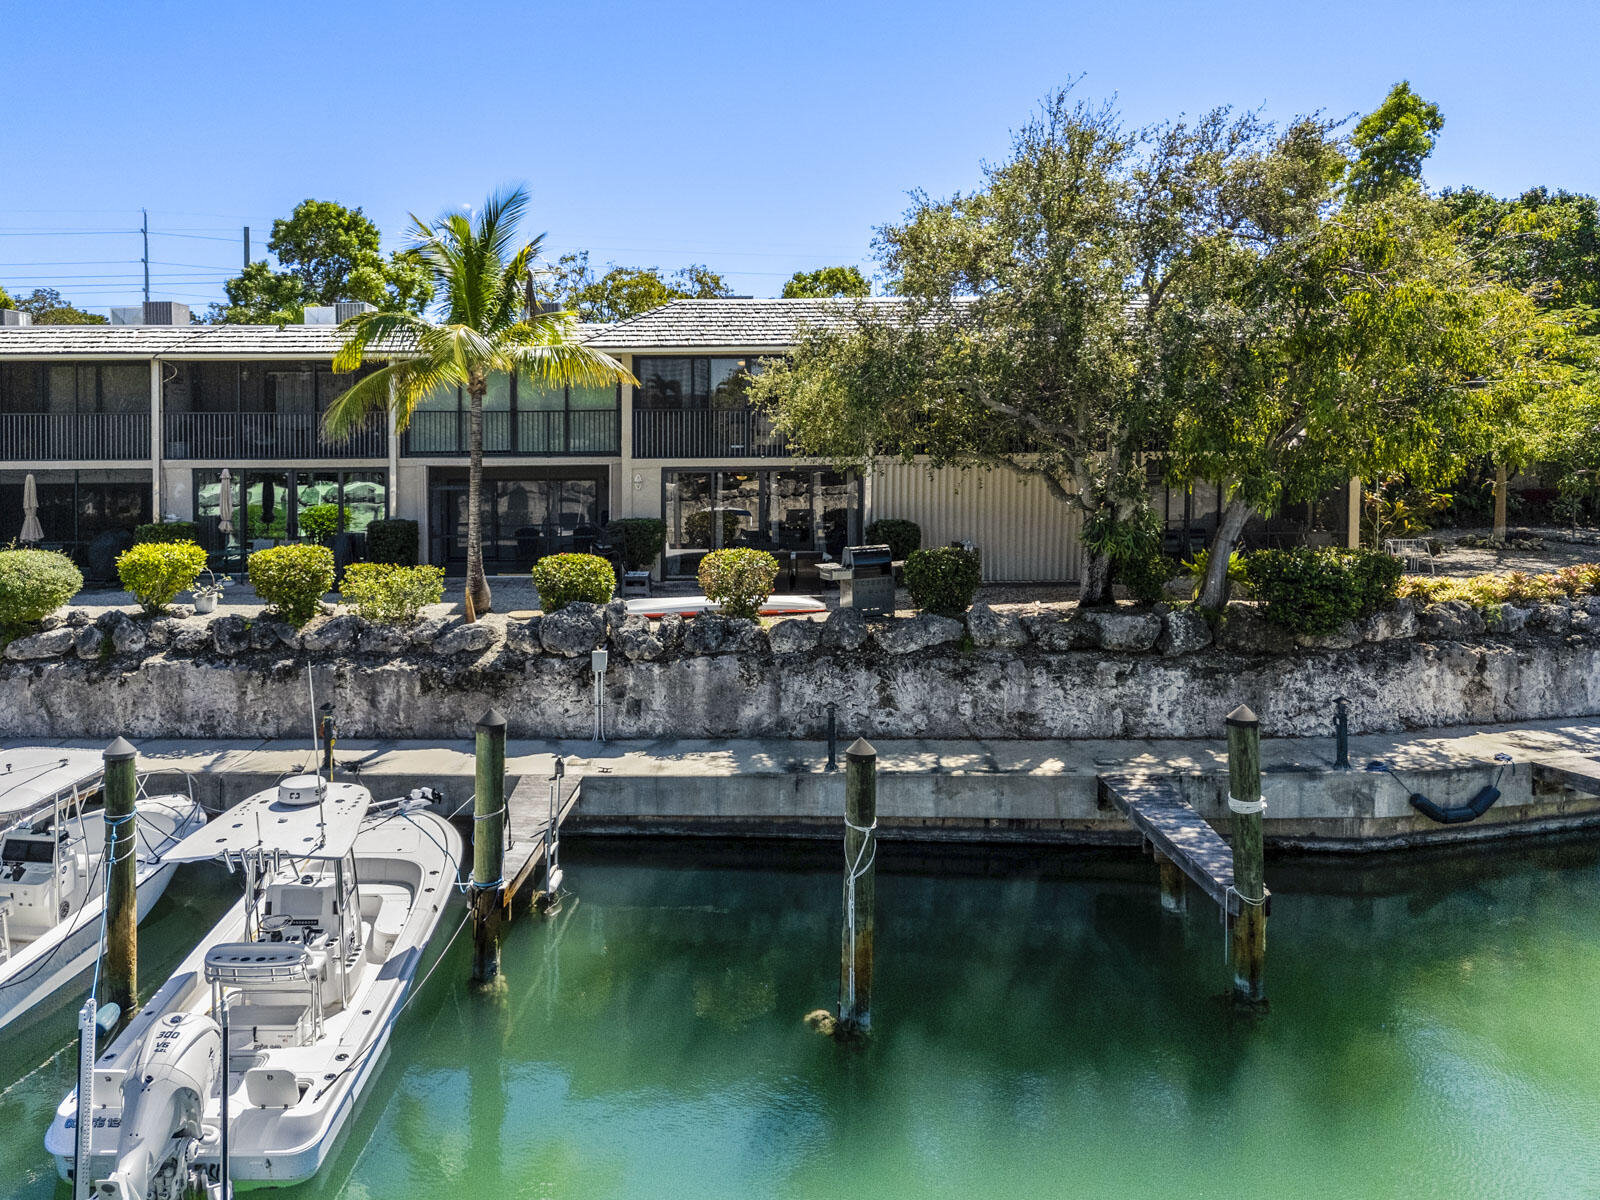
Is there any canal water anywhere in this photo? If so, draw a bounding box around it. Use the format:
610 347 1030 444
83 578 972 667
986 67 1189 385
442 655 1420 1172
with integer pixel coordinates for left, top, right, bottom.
3 837 1600 1199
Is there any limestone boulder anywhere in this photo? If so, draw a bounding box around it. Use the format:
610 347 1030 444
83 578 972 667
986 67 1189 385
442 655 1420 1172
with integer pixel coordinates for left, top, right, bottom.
1359 599 1419 643
967 603 1028 649
5 627 76 661
876 613 964 655
820 607 869 652
434 620 498 656
657 613 687 654
540 602 606 657
768 617 823 655
407 615 452 649
111 618 148 657
74 625 105 660
251 617 300 653
1080 609 1162 653
1295 620 1362 651
169 621 213 655
614 614 665 661
505 617 543 656
1216 603 1296 655
1023 612 1096 651
1487 603 1532 634
1158 609 1213 656
1419 600 1487 640
684 614 764 655
301 614 363 655
356 623 410 656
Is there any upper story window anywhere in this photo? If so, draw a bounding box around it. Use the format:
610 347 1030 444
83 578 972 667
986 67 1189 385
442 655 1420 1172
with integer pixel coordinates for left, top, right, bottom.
0 362 149 414
162 360 374 414
635 356 764 410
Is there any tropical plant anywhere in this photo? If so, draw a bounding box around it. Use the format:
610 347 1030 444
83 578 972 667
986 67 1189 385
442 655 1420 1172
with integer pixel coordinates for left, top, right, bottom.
132 521 200 545
863 518 922 561
340 563 444 625
365 519 419 566
1183 547 1247 602
532 553 615 612
605 518 667 572
698 548 779 620
249 543 335 628
116 541 206 615
904 547 982 616
324 186 631 618
0 549 83 629
297 503 343 542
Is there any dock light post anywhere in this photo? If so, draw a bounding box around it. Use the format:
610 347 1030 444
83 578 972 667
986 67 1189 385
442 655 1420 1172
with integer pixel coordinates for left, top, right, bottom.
591 648 609 742
319 702 336 780
838 738 878 1035
103 737 138 1024
471 709 507 984
1333 697 1350 770
825 702 838 771
1225 705 1268 1007
543 757 565 907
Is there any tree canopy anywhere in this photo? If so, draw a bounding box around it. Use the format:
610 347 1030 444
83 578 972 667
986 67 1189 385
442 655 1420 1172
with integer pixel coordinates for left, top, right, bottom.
212 199 433 323
1347 81 1444 201
782 266 871 298
548 252 733 322
11 287 108 325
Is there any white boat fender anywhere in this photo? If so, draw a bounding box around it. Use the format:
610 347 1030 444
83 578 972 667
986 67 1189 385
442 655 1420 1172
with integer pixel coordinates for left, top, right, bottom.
94 1002 120 1039
97 1011 221 1200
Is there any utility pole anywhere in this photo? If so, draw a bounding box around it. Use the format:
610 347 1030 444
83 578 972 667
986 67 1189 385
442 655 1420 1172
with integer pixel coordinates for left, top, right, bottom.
243 226 251 271
140 209 150 303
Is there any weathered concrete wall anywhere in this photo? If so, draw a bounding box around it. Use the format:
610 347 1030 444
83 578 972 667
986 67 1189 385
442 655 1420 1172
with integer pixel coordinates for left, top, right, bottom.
4 595 1600 742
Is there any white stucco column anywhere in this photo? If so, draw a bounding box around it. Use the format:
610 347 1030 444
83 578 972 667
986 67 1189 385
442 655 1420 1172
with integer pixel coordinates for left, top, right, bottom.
148 357 162 520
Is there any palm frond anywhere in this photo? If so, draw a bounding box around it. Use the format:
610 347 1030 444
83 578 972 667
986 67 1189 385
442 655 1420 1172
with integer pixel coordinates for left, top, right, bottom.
331 309 438 372
322 354 464 440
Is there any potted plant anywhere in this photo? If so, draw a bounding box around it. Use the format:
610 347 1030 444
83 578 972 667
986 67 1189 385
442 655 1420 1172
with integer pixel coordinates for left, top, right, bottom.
192 568 226 614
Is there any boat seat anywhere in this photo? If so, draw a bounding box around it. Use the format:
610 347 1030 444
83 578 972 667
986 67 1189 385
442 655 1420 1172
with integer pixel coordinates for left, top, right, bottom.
366 896 407 962
227 1002 314 1049
244 1067 301 1108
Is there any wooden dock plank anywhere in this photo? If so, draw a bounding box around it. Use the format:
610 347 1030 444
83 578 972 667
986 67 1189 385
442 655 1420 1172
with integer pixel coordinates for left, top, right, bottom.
503 771 582 908
1532 756 1600 795
1098 774 1267 916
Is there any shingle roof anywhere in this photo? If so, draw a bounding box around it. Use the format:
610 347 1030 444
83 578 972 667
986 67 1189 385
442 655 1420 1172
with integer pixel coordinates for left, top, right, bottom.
0 321 611 358
581 298 910 350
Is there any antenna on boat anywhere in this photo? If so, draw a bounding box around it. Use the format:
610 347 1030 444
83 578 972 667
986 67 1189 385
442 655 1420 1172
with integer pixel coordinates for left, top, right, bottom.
306 665 327 839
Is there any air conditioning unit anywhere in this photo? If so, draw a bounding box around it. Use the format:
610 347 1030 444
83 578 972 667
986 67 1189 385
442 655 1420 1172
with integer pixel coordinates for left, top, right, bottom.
110 301 192 326
303 301 376 325
0 309 32 327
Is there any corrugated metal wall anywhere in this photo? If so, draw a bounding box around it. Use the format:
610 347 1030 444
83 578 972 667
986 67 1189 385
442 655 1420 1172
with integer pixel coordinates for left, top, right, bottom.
868 461 1083 582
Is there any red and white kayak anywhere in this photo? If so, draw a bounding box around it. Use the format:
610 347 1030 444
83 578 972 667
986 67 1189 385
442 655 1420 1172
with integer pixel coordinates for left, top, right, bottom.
625 595 826 620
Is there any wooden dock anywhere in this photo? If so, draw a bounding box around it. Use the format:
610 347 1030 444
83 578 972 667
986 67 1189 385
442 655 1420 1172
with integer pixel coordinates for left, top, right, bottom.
501 768 582 910
1097 773 1269 916
1532 755 1600 796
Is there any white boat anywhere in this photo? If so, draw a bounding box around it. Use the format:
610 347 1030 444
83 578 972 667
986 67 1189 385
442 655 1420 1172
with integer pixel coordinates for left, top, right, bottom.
0 747 205 1032
625 593 826 620
46 774 462 1196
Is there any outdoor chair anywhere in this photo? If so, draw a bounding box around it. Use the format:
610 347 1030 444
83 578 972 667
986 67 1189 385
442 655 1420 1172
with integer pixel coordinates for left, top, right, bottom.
1384 537 1435 574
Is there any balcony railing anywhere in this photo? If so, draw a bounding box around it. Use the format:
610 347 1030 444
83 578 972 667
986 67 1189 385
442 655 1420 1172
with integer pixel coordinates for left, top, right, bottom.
400 408 620 456
163 411 387 460
0 412 152 461
632 407 790 459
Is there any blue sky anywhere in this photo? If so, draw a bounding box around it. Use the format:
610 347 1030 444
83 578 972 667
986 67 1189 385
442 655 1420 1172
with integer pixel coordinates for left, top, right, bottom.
3 0 1595 314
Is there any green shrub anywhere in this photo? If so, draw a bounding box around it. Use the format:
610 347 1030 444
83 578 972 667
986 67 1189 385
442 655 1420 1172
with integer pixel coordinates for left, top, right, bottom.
1243 547 1403 635
249 543 335 627
298 504 343 542
606 518 667 572
1183 548 1249 601
904 546 982 616
340 563 445 625
133 521 199 545
864 518 922 562
116 541 207 615
533 552 615 612
365 519 419 566
698 548 779 620
0 549 83 629
1117 552 1177 605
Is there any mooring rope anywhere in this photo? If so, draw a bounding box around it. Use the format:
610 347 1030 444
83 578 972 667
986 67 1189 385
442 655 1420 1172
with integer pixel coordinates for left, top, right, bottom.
843 813 877 1014
1221 883 1268 962
1226 794 1267 815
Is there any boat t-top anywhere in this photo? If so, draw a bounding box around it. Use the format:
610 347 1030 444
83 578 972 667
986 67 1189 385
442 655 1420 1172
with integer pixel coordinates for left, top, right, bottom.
0 746 205 1033
46 772 462 1197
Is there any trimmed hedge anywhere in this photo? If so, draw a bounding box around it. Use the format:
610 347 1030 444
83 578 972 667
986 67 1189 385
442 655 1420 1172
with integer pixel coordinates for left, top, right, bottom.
1243 547 1403 635
864 518 922 562
606 518 667 572
699 547 779 620
365 519 419 567
533 552 615 612
904 546 982 616
340 563 444 625
298 503 343 542
116 541 206 614
249 543 335 628
133 521 199 545
0 549 83 629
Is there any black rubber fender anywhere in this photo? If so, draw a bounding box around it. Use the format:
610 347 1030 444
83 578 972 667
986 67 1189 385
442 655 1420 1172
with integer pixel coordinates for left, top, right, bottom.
1409 785 1501 825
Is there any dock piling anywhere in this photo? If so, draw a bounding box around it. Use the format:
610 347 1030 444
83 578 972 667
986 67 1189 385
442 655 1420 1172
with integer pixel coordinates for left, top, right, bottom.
838 737 877 1035
1225 705 1267 1006
1333 697 1350 770
1154 850 1186 914
471 709 507 984
102 737 138 1022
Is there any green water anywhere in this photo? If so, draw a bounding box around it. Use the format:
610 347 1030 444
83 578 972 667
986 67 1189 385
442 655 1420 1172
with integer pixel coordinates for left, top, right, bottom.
5 839 1600 1199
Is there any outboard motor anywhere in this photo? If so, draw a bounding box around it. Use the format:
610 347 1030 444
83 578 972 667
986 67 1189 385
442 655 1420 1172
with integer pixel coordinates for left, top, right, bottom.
96 1011 220 1200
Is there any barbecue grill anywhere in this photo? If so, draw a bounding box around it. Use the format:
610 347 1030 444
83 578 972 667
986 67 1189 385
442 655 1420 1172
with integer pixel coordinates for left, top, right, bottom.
819 543 896 615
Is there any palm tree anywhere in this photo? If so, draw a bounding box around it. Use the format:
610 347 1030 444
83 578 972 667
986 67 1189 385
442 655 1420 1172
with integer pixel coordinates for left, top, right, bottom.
324 186 632 617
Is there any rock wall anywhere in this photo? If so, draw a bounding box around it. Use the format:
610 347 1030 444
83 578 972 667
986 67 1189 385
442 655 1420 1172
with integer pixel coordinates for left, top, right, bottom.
3 597 1599 741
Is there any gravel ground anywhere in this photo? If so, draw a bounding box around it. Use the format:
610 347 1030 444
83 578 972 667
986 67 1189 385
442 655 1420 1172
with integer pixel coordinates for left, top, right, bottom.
64 526 1600 623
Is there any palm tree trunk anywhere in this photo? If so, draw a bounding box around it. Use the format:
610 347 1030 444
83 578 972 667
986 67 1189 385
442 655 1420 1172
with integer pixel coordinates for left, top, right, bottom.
1197 497 1254 610
466 379 492 617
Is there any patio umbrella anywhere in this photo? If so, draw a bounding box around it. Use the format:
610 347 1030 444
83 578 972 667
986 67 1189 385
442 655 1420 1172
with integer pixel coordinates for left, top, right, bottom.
19 474 43 544
217 468 234 540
